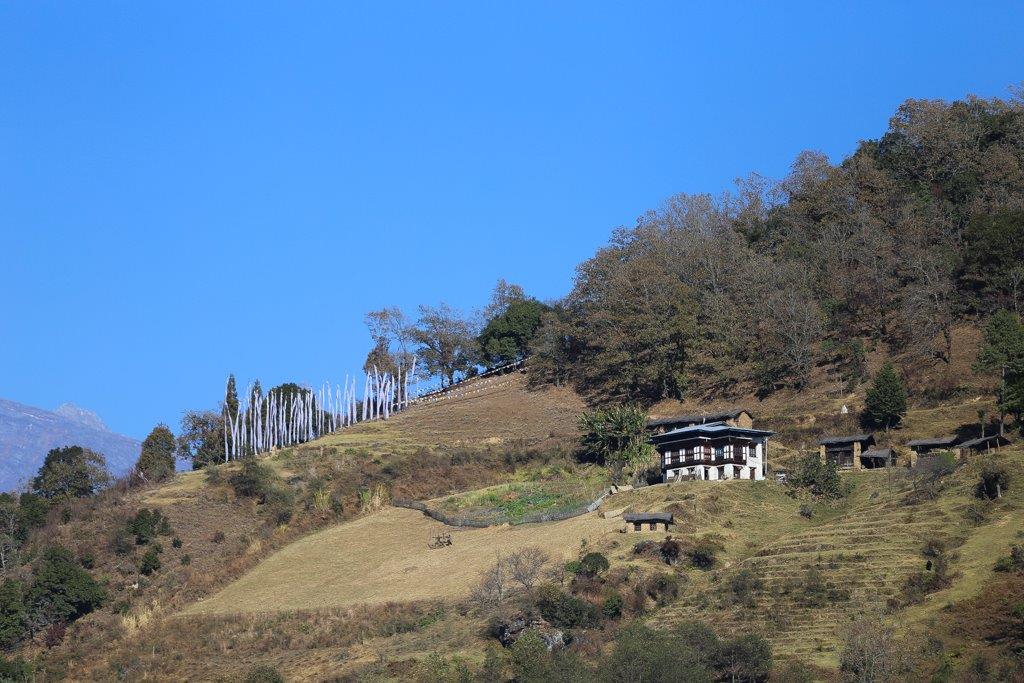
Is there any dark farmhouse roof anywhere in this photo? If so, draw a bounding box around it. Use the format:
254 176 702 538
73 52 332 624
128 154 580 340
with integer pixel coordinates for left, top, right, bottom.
650 421 774 445
957 434 1011 450
861 447 893 460
623 512 674 523
906 435 959 448
647 408 751 428
818 434 875 446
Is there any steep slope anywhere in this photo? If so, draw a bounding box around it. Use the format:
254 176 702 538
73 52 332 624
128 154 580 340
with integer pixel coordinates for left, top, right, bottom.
0 398 140 491
320 370 585 450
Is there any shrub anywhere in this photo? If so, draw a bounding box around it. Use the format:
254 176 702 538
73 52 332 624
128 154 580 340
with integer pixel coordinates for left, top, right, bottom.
976 460 1011 499
578 552 609 578
601 623 713 682
718 633 772 683
728 568 764 607
180 554 192 566
645 573 681 606
660 536 682 565
110 529 134 556
228 458 277 502
773 659 815 682
535 585 599 628
243 664 284 683
800 568 830 608
602 591 624 619
17 492 49 530
171 536 182 549
205 464 225 485
0 655 32 681
508 630 549 682
264 486 295 525
43 622 65 648
212 530 225 543
799 503 814 519
994 544 1024 573
688 537 724 569
139 547 161 576
791 452 846 499
839 615 907 682
27 546 105 626
964 500 990 524
127 508 172 545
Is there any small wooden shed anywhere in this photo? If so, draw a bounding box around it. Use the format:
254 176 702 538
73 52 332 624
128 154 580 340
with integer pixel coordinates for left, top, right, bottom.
818 434 876 470
623 512 673 533
956 434 1011 457
859 447 894 469
906 435 959 456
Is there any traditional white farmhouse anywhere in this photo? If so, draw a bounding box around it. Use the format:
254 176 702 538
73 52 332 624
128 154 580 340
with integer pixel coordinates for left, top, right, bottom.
650 421 773 482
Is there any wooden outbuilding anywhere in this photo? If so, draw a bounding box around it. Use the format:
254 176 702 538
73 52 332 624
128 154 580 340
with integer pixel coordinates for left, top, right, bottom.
859 447 894 469
906 435 959 456
956 434 1011 457
818 434 876 471
623 512 673 533
647 409 754 435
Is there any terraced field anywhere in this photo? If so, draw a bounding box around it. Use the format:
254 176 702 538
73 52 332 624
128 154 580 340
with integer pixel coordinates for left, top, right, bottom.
658 466 985 667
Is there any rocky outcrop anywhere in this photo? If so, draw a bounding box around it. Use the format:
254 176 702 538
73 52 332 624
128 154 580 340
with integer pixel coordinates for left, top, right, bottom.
495 613 565 650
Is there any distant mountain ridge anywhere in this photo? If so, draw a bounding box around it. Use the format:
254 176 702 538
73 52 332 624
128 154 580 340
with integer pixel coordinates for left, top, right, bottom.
54 403 109 431
0 399 140 493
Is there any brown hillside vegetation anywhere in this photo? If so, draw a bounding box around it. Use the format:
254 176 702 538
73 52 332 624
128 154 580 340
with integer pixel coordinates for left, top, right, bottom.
18 366 1024 681
320 371 586 450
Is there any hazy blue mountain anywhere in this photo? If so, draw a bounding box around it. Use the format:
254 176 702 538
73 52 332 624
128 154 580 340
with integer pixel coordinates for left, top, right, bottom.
0 399 140 493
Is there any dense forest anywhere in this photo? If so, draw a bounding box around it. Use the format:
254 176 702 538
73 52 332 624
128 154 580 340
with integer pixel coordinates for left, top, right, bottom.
525 90 1024 403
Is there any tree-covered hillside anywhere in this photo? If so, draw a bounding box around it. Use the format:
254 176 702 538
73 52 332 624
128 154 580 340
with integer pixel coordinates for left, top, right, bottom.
525 91 1024 403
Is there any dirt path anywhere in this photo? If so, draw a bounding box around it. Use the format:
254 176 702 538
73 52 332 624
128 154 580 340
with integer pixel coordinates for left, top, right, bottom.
187 506 618 615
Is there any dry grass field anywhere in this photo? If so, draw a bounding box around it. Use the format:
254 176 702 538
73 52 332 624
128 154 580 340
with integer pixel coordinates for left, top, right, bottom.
189 505 618 615
319 371 586 451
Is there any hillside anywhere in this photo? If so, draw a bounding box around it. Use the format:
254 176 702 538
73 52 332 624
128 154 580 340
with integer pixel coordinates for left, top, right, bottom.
11 367 1023 681
0 398 140 491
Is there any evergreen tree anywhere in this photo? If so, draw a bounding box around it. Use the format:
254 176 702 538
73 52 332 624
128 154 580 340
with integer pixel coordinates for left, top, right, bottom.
0 579 27 648
135 424 177 482
225 374 240 421
974 310 1024 431
26 546 105 626
863 362 907 430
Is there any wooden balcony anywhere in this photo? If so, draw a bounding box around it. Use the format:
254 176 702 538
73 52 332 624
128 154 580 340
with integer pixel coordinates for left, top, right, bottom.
664 454 748 468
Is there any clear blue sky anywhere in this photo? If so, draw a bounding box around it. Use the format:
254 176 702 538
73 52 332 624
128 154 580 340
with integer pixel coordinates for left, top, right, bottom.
2 2 1022 439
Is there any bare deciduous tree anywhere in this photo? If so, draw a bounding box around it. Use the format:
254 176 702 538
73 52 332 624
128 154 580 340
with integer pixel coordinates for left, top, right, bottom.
839 614 908 683
507 546 549 591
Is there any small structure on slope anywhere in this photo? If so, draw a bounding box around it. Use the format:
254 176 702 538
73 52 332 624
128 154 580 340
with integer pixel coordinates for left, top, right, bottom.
623 512 673 533
906 435 959 456
859 447 894 469
818 434 876 471
956 434 1011 457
